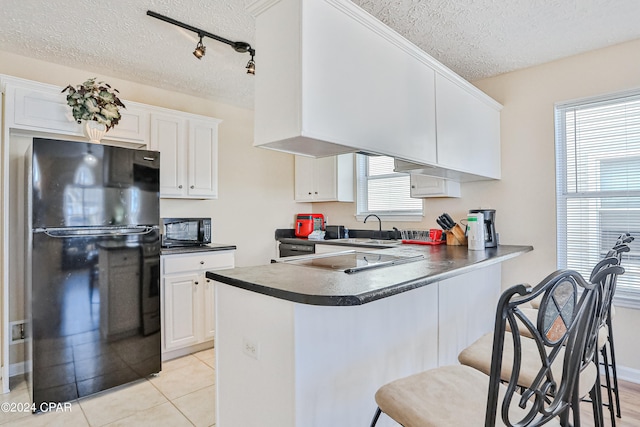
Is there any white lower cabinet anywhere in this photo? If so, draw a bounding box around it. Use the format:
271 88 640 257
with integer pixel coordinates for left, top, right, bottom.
161 250 235 358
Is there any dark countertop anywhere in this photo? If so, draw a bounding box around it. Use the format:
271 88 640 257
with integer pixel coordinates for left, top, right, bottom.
207 244 532 306
161 243 237 255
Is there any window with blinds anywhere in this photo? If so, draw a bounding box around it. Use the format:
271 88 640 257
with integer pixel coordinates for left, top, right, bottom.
555 90 640 307
356 154 422 217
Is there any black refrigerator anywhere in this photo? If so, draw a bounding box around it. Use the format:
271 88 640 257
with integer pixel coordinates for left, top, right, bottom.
25 138 161 409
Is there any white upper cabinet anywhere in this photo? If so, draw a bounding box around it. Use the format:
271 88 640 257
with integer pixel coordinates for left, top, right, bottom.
8 82 80 134
294 153 354 202
249 0 437 164
3 77 148 144
1 75 222 199
149 113 220 199
106 102 150 143
150 113 187 197
188 118 219 198
435 73 501 180
248 0 502 181
410 174 461 198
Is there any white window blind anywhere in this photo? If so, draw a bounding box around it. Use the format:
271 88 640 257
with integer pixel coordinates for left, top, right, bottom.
356 154 422 218
555 90 640 308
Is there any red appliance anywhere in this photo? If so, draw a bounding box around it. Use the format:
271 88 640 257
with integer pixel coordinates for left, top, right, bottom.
295 213 325 237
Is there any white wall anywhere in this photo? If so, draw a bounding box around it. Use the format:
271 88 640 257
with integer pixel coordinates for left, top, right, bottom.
318 38 640 375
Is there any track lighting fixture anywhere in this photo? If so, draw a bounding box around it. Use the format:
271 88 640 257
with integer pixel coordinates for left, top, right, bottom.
246 53 255 75
193 35 206 59
147 10 256 75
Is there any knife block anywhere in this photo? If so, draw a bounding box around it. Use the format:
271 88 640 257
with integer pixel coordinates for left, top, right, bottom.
446 224 467 246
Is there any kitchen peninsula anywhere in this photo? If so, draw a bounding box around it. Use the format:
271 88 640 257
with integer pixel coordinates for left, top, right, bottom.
207 244 532 426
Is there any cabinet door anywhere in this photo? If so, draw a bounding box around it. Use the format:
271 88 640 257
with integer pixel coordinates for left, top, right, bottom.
150 114 187 197
435 73 501 179
203 276 216 340
410 174 460 198
187 119 219 198
163 274 199 351
106 104 149 143
313 156 337 201
9 83 81 135
294 155 315 201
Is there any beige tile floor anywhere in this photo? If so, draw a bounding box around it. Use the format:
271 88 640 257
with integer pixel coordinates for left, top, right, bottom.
0 349 215 427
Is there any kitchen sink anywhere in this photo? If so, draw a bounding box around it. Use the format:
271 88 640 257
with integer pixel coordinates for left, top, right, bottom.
362 239 402 245
336 238 402 246
281 251 424 273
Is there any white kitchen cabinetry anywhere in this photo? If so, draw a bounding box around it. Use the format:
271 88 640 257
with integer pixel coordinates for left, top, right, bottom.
410 174 461 198
106 102 150 143
435 73 501 180
249 0 437 164
0 75 221 199
3 78 149 144
294 153 354 202
161 250 235 358
249 0 501 182
149 113 220 199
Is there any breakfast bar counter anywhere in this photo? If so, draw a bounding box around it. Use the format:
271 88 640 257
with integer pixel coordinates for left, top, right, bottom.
206 244 532 306
208 244 532 427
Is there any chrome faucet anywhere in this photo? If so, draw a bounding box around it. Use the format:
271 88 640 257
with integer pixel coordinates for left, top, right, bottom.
364 214 382 238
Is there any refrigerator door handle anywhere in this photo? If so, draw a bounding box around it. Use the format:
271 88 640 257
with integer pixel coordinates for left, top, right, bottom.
36 225 159 238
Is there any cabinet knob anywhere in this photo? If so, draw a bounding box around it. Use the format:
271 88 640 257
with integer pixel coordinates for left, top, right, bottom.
200 260 205 265
194 281 199 285
190 185 195 189
178 185 183 189
314 191 318 194
308 192 312 195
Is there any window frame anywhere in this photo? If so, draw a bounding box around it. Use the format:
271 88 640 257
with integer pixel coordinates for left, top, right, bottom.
355 154 423 222
555 89 640 309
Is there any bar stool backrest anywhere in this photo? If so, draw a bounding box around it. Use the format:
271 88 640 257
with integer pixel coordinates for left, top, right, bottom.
484 266 622 427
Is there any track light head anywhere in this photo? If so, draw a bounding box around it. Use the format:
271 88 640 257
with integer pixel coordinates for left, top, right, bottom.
246 53 255 75
193 36 206 59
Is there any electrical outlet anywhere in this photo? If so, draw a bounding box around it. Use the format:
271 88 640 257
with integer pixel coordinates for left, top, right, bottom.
10 321 25 343
242 337 260 360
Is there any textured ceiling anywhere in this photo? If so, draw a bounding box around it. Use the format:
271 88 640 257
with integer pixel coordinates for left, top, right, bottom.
1 0 639 110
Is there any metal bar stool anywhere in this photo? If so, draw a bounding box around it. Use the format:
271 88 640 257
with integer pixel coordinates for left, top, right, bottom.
371 268 606 427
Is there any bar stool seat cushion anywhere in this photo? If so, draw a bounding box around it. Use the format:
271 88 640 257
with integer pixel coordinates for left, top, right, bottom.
458 332 597 399
375 364 561 427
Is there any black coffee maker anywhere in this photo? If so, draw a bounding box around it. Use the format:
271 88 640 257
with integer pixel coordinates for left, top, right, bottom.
468 209 497 248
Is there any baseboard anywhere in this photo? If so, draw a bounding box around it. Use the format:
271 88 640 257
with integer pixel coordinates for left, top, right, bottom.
9 361 26 378
617 365 640 384
162 340 214 362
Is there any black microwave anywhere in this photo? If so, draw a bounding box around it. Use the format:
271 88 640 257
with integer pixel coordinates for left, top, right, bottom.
162 218 212 247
